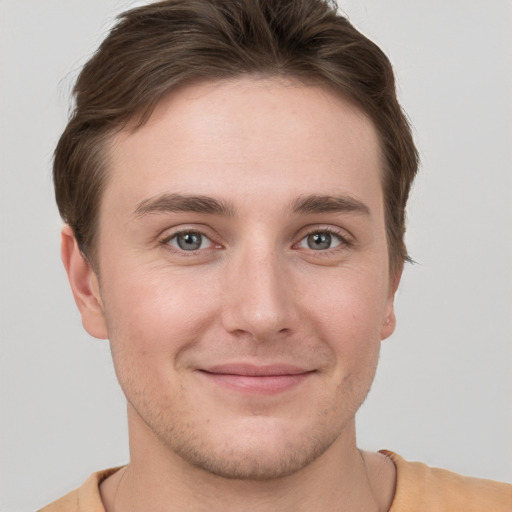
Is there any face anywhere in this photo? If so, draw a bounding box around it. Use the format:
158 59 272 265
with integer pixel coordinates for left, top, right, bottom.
66 78 399 479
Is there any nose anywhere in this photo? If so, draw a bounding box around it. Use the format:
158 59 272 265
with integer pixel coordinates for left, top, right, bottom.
221 244 297 341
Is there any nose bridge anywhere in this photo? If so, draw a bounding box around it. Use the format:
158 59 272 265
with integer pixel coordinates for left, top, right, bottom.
221 238 294 339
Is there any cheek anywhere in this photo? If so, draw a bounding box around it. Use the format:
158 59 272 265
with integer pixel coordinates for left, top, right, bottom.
99 267 222 395
104 264 217 339
306 268 386 373
299 278 382 425
309 266 388 334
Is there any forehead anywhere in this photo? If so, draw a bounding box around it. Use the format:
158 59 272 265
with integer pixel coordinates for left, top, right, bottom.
104 77 383 213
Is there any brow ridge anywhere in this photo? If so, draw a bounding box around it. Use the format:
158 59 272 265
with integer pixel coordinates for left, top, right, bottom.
133 192 369 219
291 194 370 215
133 193 236 217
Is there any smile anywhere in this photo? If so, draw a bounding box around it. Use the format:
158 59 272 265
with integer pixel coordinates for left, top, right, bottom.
198 364 316 394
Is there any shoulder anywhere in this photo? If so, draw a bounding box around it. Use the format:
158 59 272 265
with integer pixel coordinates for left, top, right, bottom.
38 488 79 512
38 467 123 512
382 450 512 512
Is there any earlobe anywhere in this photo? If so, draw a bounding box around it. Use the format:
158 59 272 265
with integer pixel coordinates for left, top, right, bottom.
380 262 403 340
380 309 397 340
61 225 108 339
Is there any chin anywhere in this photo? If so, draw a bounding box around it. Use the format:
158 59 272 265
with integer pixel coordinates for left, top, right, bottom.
175 435 330 481
161 414 344 481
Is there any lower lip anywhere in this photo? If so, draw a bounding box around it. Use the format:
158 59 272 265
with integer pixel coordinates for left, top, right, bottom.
199 371 313 394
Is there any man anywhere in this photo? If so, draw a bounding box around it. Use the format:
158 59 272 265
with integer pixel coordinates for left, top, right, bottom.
40 0 511 510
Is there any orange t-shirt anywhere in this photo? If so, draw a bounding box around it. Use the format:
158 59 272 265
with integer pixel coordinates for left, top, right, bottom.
39 451 512 511
382 451 512 511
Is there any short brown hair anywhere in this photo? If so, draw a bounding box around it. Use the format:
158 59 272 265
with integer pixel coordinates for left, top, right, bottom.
54 0 418 274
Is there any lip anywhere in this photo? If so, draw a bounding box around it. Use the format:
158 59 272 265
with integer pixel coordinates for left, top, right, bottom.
198 364 315 394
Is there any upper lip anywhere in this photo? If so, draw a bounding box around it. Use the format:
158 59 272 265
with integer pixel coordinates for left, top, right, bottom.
201 364 313 376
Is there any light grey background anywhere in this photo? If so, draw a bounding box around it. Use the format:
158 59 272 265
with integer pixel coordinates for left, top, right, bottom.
1 1 511 510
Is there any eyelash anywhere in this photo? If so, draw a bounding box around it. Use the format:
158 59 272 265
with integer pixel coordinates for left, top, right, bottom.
160 229 220 256
295 226 353 254
159 226 352 256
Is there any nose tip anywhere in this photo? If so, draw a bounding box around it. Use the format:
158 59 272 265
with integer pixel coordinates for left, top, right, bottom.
229 304 291 340
220 253 296 340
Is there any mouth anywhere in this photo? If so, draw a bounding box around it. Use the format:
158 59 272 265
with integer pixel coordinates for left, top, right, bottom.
198 364 315 394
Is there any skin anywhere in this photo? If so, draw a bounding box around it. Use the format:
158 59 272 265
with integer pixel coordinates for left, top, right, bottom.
62 77 400 511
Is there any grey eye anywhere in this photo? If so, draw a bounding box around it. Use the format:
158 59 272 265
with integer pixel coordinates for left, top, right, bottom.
299 232 342 251
169 232 212 251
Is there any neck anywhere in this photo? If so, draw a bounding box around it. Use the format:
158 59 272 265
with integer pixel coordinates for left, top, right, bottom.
101 409 395 512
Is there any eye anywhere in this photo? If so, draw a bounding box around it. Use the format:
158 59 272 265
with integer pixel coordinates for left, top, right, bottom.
167 231 213 251
298 231 342 251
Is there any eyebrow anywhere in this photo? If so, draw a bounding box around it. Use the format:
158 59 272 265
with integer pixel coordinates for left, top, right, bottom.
133 193 236 218
133 192 370 219
291 194 370 216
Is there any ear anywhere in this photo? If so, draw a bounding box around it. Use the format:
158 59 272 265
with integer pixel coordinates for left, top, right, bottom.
61 225 108 339
380 262 403 340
